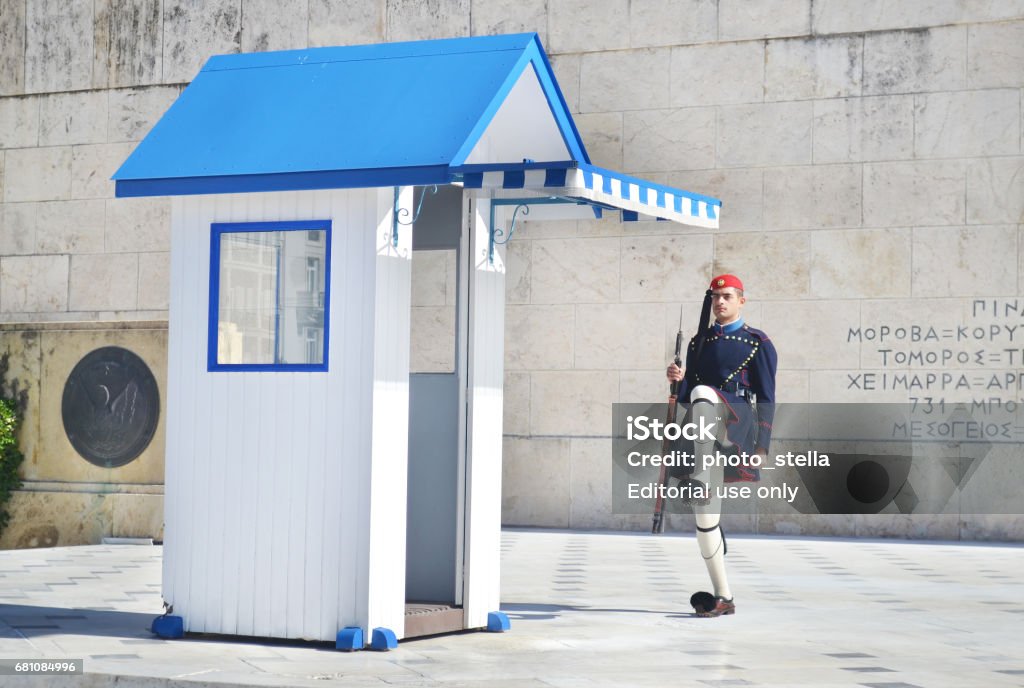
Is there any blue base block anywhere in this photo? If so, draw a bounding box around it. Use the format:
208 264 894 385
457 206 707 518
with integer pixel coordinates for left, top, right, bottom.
151 615 184 639
486 611 510 632
369 627 398 651
336 626 364 651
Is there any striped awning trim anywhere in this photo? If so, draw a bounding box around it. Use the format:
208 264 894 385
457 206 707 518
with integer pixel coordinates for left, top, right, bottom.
456 162 721 229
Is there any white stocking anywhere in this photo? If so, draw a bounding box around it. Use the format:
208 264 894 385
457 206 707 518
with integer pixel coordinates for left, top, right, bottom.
690 387 731 600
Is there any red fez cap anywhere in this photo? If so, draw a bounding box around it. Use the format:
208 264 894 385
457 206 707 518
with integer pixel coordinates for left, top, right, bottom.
710 274 744 291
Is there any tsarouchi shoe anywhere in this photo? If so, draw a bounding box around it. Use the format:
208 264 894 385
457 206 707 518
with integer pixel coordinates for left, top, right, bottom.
690 591 735 617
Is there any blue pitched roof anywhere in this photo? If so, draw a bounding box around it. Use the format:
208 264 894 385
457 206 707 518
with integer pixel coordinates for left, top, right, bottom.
114 33 589 197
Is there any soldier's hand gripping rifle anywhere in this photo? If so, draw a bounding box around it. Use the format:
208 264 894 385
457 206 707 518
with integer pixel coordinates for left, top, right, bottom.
652 307 685 534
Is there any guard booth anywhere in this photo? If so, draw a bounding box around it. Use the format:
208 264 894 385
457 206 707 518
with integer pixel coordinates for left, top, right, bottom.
113 33 720 647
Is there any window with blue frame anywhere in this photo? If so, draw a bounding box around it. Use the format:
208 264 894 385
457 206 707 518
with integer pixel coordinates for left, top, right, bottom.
209 220 331 371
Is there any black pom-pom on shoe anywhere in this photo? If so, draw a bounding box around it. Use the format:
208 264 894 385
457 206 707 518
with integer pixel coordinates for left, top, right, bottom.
690 592 736 617
690 591 717 613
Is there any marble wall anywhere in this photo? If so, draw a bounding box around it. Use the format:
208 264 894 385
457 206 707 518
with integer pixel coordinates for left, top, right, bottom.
0 0 1022 543
410 248 458 373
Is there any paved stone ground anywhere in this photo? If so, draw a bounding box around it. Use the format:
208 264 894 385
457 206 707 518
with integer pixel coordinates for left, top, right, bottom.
0 529 1022 687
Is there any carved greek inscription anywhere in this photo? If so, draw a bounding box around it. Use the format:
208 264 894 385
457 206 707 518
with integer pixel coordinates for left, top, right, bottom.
845 299 1024 405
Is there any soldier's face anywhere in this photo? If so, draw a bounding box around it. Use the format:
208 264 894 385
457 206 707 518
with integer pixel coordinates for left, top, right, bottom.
711 288 745 324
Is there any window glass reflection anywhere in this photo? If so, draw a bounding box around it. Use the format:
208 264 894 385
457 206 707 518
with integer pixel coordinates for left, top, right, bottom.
217 228 327 366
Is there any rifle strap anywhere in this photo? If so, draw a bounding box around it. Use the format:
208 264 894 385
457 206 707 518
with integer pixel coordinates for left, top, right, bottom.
692 289 713 363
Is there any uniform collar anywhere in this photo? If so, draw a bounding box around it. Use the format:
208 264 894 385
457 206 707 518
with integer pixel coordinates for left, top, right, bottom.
713 318 744 335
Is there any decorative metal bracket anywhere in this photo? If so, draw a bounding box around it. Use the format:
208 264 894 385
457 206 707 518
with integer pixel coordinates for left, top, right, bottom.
487 197 590 264
488 204 528 263
392 185 438 247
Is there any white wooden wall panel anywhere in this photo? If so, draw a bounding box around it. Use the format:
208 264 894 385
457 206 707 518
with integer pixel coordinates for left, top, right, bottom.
353 189 373 637
453 193 472 607
463 198 505 629
323 189 355 639
163 196 186 610
219 337 242 636
252 361 278 637
237 373 259 635
165 187 411 641
303 188 332 640
269 371 291 639
365 187 412 636
333 186 373 635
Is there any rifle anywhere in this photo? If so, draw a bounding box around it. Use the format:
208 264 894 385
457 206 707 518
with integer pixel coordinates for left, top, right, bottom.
652 306 684 534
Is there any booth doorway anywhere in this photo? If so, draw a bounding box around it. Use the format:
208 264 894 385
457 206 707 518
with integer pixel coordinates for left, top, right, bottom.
406 185 468 637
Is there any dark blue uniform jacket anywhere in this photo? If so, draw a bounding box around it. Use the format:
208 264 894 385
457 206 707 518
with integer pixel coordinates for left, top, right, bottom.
677 319 778 482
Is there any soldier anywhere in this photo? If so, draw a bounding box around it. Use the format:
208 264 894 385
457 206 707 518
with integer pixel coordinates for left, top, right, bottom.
666 273 777 617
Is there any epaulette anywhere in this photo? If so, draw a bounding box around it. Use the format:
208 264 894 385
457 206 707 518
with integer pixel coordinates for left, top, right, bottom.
742 324 771 342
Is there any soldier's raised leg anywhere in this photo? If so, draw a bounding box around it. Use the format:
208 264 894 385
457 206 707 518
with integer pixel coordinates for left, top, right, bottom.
688 386 734 617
